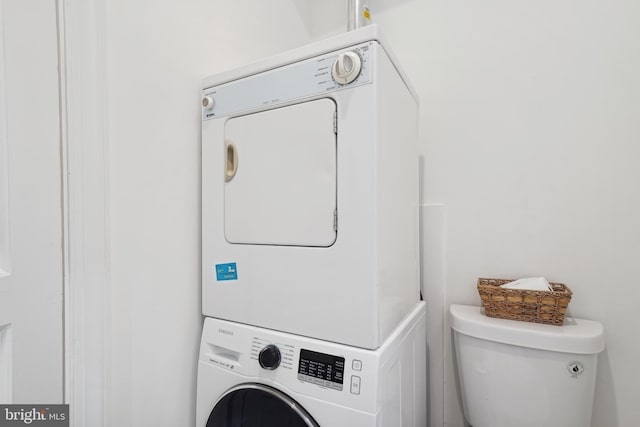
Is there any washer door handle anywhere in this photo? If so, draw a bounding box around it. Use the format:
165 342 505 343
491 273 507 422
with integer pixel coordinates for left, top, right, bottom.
225 141 238 182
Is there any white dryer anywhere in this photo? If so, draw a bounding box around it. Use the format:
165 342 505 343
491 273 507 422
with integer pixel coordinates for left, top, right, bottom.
196 302 426 427
201 25 419 349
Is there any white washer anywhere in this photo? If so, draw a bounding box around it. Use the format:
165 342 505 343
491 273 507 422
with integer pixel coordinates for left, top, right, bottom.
196 302 426 427
201 25 419 349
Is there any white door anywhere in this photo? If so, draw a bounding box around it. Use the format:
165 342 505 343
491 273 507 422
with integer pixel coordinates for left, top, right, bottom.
0 0 64 403
224 98 337 247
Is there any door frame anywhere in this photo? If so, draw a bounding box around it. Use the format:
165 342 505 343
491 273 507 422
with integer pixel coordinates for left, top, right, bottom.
57 0 109 425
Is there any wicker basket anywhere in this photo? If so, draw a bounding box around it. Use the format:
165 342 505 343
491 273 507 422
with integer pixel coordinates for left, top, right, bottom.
477 278 572 326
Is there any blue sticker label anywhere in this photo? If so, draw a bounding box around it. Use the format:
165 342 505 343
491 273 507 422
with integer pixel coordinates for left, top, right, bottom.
216 263 238 281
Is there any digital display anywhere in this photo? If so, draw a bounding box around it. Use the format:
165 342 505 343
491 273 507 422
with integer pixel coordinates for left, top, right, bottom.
297 349 345 391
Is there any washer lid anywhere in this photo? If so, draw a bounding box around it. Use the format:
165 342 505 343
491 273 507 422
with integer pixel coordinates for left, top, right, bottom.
450 304 605 355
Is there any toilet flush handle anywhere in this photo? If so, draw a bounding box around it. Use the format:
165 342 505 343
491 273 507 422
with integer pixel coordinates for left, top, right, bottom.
225 141 238 182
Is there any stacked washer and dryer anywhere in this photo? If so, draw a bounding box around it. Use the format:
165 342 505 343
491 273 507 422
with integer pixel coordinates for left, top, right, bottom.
197 25 426 427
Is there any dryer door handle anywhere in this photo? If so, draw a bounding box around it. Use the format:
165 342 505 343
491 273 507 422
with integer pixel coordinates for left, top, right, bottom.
225 141 238 182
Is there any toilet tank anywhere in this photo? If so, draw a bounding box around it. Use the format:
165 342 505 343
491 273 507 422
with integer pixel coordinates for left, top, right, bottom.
450 304 605 427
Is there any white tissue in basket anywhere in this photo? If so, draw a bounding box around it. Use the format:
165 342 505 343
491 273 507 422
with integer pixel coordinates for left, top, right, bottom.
500 277 552 291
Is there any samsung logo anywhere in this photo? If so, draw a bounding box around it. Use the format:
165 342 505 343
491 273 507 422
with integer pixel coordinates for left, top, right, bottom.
218 328 234 336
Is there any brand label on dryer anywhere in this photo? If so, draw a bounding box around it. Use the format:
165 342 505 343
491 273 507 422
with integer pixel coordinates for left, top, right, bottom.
215 262 238 281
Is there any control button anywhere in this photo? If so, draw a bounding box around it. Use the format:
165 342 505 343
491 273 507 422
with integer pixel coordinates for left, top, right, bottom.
352 359 362 371
331 51 362 85
202 96 215 109
350 375 361 395
259 344 281 370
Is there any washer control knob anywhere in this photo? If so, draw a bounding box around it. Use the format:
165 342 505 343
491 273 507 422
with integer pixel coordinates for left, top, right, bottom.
202 96 215 109
258 344 281 370
331 51 362 85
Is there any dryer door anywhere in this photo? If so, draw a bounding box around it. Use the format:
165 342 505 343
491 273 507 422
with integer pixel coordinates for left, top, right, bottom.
223 98 337 247
206 384 319 427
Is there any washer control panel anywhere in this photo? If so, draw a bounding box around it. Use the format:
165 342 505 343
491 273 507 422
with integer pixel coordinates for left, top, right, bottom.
200 316 375 413
202 42 373 120
297 348 345 391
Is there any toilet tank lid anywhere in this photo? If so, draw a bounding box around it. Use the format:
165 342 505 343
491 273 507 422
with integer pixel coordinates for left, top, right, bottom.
450 304 605 354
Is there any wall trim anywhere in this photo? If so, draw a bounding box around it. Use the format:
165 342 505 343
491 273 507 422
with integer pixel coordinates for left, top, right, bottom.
57 0 109 425
0 0 11 278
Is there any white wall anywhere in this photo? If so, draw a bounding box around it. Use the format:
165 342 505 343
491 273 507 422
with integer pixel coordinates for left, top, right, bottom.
311 0 640 426
105 1 312 425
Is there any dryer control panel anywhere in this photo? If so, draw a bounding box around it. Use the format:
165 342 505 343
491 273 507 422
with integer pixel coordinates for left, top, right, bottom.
202 42 373 120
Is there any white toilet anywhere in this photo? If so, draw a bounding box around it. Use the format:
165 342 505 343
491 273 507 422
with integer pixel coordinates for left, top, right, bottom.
450 304 605 427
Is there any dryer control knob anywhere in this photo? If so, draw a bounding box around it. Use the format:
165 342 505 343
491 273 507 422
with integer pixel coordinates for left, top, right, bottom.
202 96 215 109
258 344 281 370
331 51 362 85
